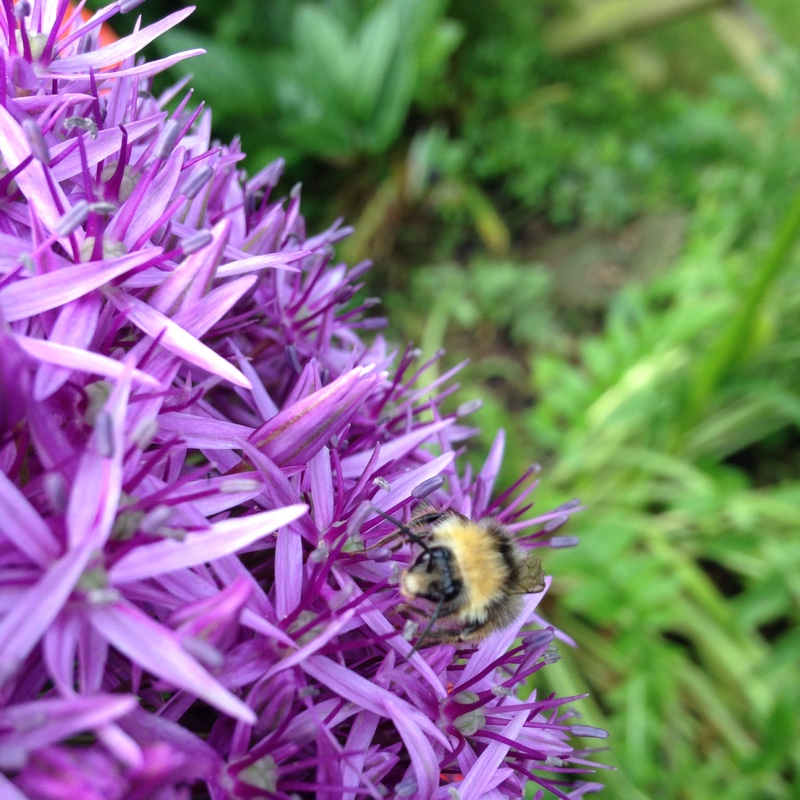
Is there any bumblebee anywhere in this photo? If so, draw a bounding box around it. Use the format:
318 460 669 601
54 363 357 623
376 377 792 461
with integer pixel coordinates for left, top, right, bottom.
373 507 546 646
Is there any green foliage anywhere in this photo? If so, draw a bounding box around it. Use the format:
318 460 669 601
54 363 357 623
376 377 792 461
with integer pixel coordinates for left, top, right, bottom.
447 4 758 228
155 0 462 165
387 258 554 350
381 22 800 795
516 170 800 798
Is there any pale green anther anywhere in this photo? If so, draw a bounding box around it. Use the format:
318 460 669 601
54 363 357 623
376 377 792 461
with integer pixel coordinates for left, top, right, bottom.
15 29 47 60
451 691 486 735
111 508 146 541
88 201 117 216
84 381 112 426
395 779 418 797
79 236 127 262
288 610 325 646
64 117 99 140
453 706 486 735
131 419 158 450
239 756 277 792
544 644 561 664
100 163 138 203
309 542 330 563
77 563 110 592
85 587 121 605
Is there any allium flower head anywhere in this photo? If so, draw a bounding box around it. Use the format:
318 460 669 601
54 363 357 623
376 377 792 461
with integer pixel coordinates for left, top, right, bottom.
0 2 607 798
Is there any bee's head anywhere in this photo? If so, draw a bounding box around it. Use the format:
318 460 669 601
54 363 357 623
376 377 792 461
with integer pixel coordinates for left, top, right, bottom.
402 546 463 603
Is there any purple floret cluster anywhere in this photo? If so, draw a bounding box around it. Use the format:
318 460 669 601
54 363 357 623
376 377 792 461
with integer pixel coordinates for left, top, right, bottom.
0 3 606 798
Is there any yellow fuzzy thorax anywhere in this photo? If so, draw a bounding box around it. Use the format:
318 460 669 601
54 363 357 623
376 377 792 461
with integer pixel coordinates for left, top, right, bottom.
429 516 511 613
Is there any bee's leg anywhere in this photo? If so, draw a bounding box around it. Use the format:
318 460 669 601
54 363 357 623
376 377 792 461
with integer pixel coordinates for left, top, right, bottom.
409 628 476 647
364 530 403 551
364 523 434 552
398 606 477 649
457 618 492 642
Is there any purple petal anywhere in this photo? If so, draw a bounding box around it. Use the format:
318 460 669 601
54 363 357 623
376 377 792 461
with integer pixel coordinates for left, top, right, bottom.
215 250 309 277
477 429 506 498
229 341 279 419
172 275 258 337
0 104 69 233
345 582 447 698
0 250 161 322
17 334 161 396
340 418 455 479
42 612 81 694
384 700 439 800
65 366 131 550
88 600 256 724
274 523 303 619
49 114 166 182
0 695 138 768
260 611 355 681
148 220 231 312
301 655 448 748
109 504 307 583
251 365 379 466
240 610 295 648
370 452 455 513
118 705 224 775
106 146 183 248
30 293 103 399
95 723 143 770
53 8 197 72
0 540 95 685
164 476 265 518
0 774 27 799
342 711 380 800
0 470 59 566
456 711 527 800
105 288 252 389
308 447 334 532
155 411 253 448
48 49 207 82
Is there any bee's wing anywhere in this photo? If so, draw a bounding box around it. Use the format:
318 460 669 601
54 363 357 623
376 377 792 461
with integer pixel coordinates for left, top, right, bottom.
514 552 546 594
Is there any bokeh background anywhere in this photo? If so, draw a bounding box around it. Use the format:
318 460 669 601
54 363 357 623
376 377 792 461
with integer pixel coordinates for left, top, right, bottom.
108 1 800 797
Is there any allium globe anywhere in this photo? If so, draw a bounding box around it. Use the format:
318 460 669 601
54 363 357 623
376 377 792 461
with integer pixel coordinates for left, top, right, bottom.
0 2 607 798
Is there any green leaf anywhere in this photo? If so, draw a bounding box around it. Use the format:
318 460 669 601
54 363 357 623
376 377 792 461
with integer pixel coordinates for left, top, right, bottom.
155 29 273 117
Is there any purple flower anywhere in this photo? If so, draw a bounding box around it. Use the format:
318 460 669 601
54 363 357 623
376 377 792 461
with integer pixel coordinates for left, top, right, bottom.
0 3 607 798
